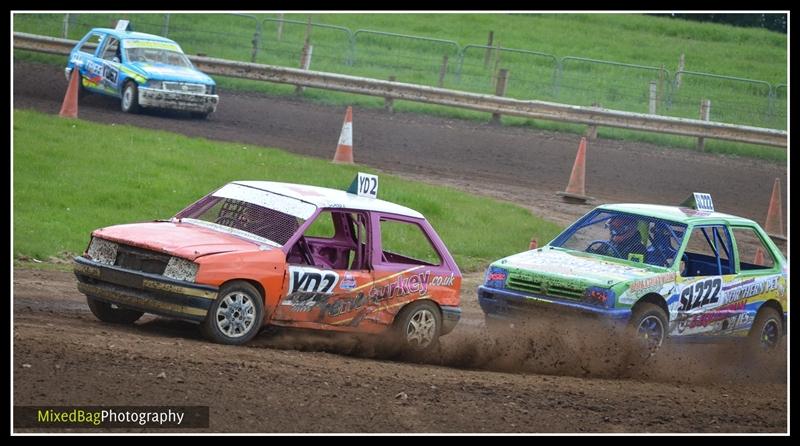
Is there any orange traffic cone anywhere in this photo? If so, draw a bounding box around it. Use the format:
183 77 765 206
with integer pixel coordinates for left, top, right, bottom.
59 68 80 118
753 247 765 266
556 137 594 203
332 106 354 164
764 177 785 240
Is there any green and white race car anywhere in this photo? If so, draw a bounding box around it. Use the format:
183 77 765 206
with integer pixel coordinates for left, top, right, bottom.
479 194 787 355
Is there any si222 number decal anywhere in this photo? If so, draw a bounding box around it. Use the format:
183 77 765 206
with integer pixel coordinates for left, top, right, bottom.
678 277 722 311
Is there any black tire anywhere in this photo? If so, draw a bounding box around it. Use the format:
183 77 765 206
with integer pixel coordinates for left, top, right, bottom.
393 300 442 353
120 81 140 113
628 302 668 359
86 295 143 324
201 281 264 345
190 111 209 119
748 306 783 354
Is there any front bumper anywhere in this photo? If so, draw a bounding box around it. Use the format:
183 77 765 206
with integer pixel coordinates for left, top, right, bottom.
478 285 631 321
138 87 219 113
73 256 218 322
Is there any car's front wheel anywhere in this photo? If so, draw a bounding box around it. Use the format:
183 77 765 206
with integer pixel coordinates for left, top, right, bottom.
394 300 442 353
201 281 264 345
628 302 668 359
86 295 143 324
121 81 140 113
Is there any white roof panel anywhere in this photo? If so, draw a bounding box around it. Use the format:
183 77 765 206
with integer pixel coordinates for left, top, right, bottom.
232 181 425 219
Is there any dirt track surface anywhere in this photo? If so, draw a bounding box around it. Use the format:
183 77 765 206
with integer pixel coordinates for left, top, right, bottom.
12 60 789 433
13 60 787 231
13 269 787 433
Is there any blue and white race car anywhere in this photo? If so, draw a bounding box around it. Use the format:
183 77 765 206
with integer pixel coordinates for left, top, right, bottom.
65 23 219 118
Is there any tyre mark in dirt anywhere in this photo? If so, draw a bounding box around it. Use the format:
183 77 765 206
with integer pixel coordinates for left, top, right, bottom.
13 268 787 433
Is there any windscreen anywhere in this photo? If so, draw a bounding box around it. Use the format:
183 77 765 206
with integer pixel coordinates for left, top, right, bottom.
174 184 316 246
550 209 687 268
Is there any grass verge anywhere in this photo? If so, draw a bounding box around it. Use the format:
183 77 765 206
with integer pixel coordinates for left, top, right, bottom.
13 109 562 272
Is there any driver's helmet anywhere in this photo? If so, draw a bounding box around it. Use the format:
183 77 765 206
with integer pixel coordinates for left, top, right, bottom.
607 216 637 243
650 222 674 246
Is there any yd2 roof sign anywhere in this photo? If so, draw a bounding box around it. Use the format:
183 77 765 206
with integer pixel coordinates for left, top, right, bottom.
347 172 378 199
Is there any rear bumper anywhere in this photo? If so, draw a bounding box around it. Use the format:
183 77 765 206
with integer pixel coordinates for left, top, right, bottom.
73 256 218 322
138 87 218 113
478 285 631 321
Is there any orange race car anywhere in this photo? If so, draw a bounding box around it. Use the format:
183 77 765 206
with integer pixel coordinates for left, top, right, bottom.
73 173 461 351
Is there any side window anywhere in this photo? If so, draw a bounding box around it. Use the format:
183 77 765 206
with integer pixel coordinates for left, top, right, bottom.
379 218 441 266
290 211 368 271
101 37 121 61
303 211 336 239
732 227 776 271
79 33 104 56
682 225 733 277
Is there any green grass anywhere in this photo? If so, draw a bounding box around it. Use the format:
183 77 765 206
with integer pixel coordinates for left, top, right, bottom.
13 12 787 161
13 109 562 272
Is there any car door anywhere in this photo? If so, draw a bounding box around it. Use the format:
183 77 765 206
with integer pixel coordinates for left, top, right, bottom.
727 225 785 335
96 35 122 96
274 209 375 330
370 214 458 326
669 224 739 338
70 31 107 94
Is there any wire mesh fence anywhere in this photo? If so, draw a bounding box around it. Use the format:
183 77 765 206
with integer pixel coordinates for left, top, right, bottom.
457 45 559 98
666 72 784 130
13 12 787 131
257 18 353 71
351 30 461 87
556 58 670 114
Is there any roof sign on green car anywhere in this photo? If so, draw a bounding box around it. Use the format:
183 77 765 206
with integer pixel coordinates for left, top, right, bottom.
680 192 714 212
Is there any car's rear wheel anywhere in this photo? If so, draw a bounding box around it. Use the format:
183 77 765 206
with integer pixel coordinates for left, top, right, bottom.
394 300 441 353
190 111 209 119
201 281 264 345
748 306 783 353
121 81 140 113
86 295 143 324
628 302 668 359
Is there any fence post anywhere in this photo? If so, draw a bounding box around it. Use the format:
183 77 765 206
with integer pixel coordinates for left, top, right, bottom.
697 99 711 151
585 102 600 139
658 64 665 105
491 53 502 88
385 75 396 113
276 13 284 41
553 59 563 98
161 14 170 36
62 14 71 38
251 20 262 63
767 85 776 119
304 16 312 43
649 81 658 114
438 54 449 88
491 68 509 125
675 53 685 90
295 43 313 95
294 18 314 95
484 31 494 68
